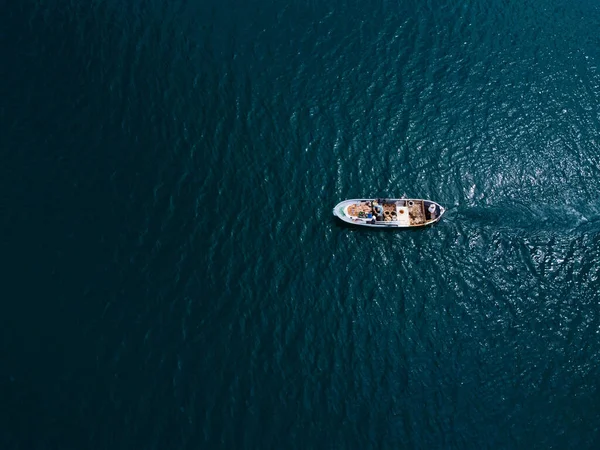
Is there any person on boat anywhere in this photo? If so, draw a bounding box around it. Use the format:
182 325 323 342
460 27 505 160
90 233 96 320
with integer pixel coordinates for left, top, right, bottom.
372 201 384 221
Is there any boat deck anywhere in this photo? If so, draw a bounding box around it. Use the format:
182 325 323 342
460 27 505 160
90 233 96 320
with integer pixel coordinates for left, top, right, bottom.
346 199 438 226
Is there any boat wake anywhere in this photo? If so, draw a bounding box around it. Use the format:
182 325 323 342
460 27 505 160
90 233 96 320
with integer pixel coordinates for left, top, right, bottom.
449 201 600 234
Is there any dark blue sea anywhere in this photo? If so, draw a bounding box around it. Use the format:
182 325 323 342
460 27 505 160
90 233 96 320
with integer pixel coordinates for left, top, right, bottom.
2 0 600 448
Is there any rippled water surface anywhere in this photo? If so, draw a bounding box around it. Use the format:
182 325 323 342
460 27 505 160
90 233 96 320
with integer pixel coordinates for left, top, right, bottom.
2 0 600 448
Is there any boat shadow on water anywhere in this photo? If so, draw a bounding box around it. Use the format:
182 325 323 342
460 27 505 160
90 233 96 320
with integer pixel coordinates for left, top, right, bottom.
332 218 440 233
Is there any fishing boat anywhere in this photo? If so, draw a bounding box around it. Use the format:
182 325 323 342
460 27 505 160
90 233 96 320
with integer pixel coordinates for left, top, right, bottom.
332 197 445 228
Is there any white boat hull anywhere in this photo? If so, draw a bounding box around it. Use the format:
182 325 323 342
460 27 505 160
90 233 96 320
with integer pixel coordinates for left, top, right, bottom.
332 198 445 228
